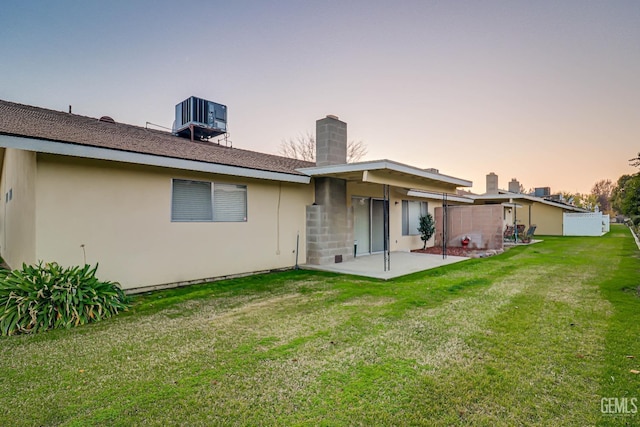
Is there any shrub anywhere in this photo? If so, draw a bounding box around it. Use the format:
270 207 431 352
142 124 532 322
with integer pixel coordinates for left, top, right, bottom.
418 213 436 250
0 262 129 336
632 215 640 226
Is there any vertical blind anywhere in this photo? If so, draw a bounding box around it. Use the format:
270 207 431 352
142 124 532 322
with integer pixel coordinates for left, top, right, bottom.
171 179 246 222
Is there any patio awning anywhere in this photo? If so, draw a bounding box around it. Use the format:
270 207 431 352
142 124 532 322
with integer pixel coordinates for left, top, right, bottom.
501 202 524 208
297 159 472 193
406 189 474 204
471 193 588 212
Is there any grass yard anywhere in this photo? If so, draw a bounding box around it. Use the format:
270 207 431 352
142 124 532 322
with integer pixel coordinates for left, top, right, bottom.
1 225 639 426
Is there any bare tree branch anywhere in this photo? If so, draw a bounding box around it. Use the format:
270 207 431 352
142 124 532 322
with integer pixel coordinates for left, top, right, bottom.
347 139 367 163
278 132 368 163
278 132 316 162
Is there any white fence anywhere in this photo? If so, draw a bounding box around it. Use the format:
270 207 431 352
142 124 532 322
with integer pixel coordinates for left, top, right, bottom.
563 212 609 236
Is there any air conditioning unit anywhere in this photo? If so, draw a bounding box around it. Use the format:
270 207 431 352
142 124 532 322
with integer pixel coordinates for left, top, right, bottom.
534 187 551 197
173 96 227 140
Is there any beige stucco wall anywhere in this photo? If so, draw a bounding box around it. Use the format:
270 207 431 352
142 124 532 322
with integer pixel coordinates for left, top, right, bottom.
503 203 532 230
0 148 37 268
390 190 441 252
35 155 313 290
346 182 441 253
531 202 564 235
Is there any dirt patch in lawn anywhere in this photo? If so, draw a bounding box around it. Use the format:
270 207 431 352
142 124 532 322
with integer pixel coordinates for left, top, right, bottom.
412 247 484 257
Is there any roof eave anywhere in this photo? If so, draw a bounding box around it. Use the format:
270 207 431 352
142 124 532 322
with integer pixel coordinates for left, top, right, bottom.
474 193 591 212
298 159 472 187
0 134 311 184
406 189 475 203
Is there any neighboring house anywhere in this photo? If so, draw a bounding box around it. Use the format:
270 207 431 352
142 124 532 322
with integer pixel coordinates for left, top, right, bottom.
471 173 589 236
0 99 473 291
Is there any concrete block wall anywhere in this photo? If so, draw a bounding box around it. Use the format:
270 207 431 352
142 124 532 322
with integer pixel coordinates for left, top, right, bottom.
316 115 347 167
305 115 353 265
434 204 503 250
305 183 354 264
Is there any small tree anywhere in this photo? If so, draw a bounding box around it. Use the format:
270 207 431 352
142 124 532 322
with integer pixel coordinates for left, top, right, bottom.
418 213 436 250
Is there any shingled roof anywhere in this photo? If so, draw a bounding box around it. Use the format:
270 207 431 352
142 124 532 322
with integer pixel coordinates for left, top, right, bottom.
0 99 314 176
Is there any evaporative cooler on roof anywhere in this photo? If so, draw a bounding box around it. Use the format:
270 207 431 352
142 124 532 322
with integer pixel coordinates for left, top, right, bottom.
173 96 227 140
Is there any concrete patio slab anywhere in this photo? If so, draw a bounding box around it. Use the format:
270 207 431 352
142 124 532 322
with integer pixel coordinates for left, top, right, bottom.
301 251 469 280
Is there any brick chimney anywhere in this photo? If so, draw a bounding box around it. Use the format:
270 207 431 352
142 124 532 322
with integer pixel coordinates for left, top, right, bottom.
315 115 347 166
486 172 499 194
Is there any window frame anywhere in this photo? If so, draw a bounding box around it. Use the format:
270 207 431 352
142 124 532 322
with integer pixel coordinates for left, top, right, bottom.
401 200 428 236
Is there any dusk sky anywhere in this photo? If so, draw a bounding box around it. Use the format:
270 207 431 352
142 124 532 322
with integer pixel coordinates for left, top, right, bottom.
1 1 638 194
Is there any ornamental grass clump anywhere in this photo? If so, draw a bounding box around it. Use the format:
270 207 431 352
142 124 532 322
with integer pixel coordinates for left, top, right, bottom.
0 262 129 336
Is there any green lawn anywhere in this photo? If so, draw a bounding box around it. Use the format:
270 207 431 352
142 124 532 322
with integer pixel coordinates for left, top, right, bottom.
1 225 639 426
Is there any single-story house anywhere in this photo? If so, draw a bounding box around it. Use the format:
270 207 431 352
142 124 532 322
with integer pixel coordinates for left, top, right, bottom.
470 173 590 236
0 99 473 291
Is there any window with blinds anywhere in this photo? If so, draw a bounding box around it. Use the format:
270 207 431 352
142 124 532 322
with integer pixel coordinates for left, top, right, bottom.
171 179 247 222
213 183 247 222
402 200 427 235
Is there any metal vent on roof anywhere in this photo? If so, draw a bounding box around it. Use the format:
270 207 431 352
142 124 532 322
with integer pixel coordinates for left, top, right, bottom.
173 96 227 141
99 116 115 124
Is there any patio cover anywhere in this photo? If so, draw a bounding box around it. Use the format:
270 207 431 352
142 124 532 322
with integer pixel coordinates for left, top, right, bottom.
406 189 474 204
298 159 472 192
299 160 473 271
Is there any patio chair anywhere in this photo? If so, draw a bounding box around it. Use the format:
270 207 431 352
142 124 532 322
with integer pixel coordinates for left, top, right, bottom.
503 225 515 242
520 225 537 243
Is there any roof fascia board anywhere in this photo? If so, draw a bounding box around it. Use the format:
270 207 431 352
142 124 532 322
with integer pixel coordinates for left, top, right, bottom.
362 169 458 193
533 197 588 212
515 193 583 211
406 189 474 204
298 159 472 187
0 134 310 184
475 193 588 212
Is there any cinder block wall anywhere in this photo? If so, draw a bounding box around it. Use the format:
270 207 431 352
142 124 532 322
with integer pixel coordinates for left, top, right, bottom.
306 182 354 264
305 115 354 265
315 115 347 167
434 204 503 250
